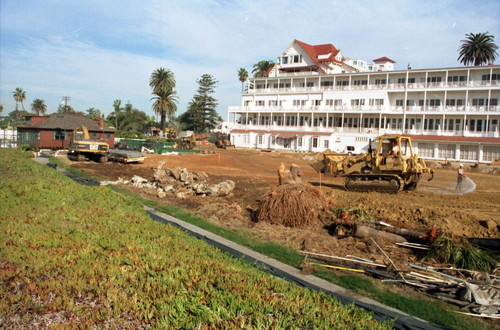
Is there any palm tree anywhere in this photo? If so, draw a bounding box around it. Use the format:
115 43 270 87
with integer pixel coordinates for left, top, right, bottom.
458 32 498 66
238 68 248 93
31 98 47 115
150 68 177 134
151 88 178 134
112 99 122 129
252 60 274 78
12 87 26 111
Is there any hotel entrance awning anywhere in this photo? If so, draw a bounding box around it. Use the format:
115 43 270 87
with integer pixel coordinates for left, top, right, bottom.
276 133 297 140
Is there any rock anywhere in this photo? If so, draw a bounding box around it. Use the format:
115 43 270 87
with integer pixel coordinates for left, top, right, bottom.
479 220 497 230
157 188 166 198
207 180 235 197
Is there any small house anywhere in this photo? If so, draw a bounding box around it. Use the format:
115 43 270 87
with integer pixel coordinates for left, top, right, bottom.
16 113 115 149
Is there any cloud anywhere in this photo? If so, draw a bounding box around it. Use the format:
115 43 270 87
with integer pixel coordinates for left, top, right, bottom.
1 0 499 119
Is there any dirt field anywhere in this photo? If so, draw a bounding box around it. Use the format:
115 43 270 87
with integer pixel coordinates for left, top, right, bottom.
67 148 500 268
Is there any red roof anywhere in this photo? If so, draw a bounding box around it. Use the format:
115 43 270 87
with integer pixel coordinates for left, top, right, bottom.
294 40 343 72
373 56 396 63
265 64 275 76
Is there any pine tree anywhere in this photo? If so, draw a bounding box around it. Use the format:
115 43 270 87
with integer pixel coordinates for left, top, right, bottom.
183 74 222 132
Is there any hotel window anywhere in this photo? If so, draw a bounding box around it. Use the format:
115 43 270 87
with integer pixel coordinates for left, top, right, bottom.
448 75 466 82
489 98 498 106
324 140 329 148
352 60 358 65
353 80 368 85
374 79 387 85
306 82 314 87
334 99 343 106
438 144 455 159
351 99 365 106
472 99 485 106
314 100 321 106
244 100 251 106
482 74 498 81
396 100 404 107
312 137 318 148
293 55 302 63
258 135 263 145
483 146 500 161
320 80 334 86
446 99 456 106
325 99 334 106
460 145 478 161
417 143 434 158
336 80 349 86
397 78 405 84
369 99 384 106
269 100 277 107
271 136 276 144
281 57 288 64
298 137 303 147
427 76 442 83
256 100 265 106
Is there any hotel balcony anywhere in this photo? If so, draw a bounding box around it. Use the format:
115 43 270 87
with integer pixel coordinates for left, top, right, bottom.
228 105 500 114
245 80 500 94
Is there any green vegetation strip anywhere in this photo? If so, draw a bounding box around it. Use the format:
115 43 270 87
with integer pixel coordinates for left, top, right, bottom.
0 150 388 328
49 156 496 329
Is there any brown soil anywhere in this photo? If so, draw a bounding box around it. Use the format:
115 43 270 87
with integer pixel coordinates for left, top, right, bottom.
67 148 500 268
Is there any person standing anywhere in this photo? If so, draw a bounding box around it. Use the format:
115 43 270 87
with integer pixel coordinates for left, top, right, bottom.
456 163 466 191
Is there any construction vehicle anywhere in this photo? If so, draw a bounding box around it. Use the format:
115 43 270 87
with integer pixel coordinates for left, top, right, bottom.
176 131 196 149
214 132 234 149
68 126 144 163
68 126 109 162
310 134 434 193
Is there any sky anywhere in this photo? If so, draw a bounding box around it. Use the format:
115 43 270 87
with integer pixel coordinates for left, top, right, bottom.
1 0 499 121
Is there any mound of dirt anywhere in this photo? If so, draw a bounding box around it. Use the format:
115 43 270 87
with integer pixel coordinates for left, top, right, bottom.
257 184 333 228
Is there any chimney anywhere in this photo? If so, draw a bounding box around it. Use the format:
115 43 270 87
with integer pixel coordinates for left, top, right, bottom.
98 117 104 129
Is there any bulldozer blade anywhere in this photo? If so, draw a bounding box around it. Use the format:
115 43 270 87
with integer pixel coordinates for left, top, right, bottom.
309 160 329 174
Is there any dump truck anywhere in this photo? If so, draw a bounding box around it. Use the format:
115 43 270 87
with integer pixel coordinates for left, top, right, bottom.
310 134 434 193
68 126 144 163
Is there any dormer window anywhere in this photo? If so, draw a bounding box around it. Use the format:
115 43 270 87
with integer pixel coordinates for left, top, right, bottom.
282 56 288 64
293 55 302 63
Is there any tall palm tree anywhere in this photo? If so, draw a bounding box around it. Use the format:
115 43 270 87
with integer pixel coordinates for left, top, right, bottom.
112 99 122 129
12 87 26 111
458 32 498 66
238 68 248 93
151 88 178 134
252 60 274 78
150 68 177 134
31 98 47 115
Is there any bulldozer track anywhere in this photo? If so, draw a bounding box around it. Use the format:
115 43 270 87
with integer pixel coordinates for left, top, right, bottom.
345 174 403 193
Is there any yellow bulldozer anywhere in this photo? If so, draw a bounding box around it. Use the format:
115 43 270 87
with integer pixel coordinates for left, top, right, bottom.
310 134 434 193
67 126 109 162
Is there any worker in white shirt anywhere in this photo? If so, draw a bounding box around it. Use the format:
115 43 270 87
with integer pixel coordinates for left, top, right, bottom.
456 163 466 191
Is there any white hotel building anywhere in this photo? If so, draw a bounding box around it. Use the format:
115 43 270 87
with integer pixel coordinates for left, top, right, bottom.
228 40 500 163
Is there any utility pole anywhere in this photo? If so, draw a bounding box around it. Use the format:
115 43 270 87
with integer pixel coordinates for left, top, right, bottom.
62 96 71 107
61 96 70 148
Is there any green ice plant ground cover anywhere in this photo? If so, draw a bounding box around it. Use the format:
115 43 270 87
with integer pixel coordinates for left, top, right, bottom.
0 149 388 328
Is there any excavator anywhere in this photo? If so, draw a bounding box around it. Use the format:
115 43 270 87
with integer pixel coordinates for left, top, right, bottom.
310 134 434 193
68 126 109 162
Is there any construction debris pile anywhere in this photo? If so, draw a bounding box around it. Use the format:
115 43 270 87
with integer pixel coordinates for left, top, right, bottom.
310 207 500 319
302 250 500 319
100 161 235 199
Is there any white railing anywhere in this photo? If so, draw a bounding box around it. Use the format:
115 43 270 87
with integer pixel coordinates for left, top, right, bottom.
244 79 499 94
